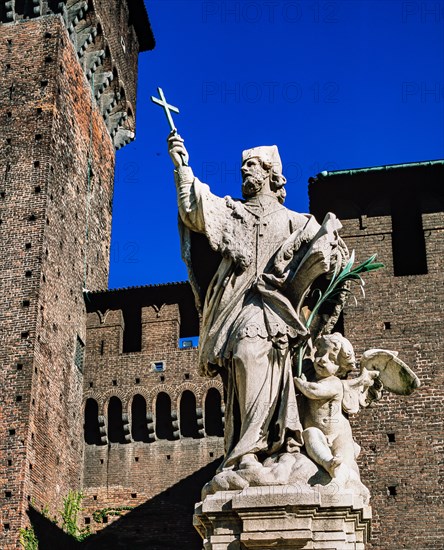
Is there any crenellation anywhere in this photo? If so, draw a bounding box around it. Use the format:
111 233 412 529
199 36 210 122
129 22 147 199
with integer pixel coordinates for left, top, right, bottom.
86 309 124 357
141 304 181 353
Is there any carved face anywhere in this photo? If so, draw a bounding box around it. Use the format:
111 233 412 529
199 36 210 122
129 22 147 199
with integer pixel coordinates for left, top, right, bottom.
241 157 269 198
313 340 340 378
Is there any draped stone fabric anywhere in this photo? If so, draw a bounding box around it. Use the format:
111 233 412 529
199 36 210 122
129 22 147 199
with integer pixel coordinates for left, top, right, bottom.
175 165 342 469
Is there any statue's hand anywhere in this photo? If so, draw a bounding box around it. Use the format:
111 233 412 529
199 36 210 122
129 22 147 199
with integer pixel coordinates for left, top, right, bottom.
167 131 189 167
294 373 307 389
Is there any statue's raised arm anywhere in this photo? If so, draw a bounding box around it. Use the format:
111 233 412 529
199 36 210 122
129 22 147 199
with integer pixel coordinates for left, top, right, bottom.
167 131 189 168
167 138 353 480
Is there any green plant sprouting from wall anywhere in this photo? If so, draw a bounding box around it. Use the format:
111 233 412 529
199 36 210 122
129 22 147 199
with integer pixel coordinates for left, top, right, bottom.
296 251 384 377
19 526 39 550
22 490 92 547
92 505 134 524
60 490 91 541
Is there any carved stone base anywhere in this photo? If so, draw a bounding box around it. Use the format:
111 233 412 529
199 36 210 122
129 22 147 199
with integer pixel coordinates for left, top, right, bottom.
194 486 371 549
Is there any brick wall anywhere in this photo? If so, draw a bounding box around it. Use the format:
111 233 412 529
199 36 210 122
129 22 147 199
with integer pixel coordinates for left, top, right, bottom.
341 213 444 549
0 13 115 548
309 164 444 549
82 302 224 548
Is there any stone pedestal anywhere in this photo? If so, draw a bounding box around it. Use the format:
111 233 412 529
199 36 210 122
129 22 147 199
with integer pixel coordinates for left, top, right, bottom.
194 486 371 549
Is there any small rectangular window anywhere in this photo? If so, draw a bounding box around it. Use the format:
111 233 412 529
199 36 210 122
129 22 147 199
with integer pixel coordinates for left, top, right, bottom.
151 361 165 373
74 336 85 372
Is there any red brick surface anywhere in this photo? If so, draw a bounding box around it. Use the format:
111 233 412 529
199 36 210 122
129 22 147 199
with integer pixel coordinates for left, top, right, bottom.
341 212 444 549
0 13 115 549
82 304 224 547
309 166 444 549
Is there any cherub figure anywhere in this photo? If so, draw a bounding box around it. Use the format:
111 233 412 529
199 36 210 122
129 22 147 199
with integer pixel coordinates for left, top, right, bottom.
294 333 378 483
294 332 420 485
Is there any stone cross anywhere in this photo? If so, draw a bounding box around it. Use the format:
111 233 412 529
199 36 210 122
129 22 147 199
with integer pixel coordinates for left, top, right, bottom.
151 87 180 132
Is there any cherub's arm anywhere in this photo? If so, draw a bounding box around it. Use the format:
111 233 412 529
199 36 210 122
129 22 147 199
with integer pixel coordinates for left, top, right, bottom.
341 368 382 414
346 366 379 389
294 375 339 400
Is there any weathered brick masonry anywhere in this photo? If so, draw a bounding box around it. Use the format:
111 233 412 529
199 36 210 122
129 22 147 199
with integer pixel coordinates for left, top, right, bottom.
0 1 153 547
81 284 224 548
309 162 444 549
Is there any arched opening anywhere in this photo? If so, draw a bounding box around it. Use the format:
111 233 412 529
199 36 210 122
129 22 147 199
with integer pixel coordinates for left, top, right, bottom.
47 0 62 14
155 392 174 440
14 0 29 17
84 398 101 445
131 394 150 442
107 396 125 443
205 388 224 437
180 390 199 438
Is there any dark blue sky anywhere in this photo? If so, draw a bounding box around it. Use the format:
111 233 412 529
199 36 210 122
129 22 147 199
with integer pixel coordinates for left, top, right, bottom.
109 0 444 289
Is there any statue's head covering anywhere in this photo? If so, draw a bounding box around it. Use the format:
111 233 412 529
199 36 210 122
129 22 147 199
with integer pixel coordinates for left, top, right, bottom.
242 145 282 174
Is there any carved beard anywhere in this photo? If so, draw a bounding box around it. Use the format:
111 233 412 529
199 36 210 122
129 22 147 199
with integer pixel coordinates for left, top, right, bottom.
242 175 265 198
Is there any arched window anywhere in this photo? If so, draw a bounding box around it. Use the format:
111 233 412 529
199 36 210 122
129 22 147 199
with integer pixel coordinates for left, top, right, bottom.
84 398 101 445
205 388 224 437
14 0 27 17
180 390 199 438
131 394 150 442
155 392 174 440
107 396 125 443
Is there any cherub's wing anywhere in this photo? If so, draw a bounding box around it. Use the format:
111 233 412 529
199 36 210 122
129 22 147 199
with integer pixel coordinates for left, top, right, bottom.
360 349 420 395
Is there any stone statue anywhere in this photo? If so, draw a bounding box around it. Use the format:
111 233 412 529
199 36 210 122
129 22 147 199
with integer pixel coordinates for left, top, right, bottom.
167 133 420 502
294 332 382 486
168 134 348 466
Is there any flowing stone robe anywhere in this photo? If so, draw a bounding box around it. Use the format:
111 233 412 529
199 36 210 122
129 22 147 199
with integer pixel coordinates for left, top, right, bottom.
175 165 323 470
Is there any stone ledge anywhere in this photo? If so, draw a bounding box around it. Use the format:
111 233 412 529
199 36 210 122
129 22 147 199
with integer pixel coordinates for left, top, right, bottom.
194 487 371 550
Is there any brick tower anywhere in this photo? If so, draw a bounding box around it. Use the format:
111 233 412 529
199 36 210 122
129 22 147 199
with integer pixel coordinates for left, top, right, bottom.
309 160 444 548
0 1 153 546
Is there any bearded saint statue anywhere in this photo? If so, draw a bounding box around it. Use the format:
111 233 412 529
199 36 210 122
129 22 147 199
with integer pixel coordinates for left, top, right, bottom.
168 132 349 473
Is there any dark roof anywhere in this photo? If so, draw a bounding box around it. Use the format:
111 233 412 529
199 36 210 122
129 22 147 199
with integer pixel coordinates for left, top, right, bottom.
85 281 188 294
308 158 444 221
128 0 155 52
310 159 444 182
